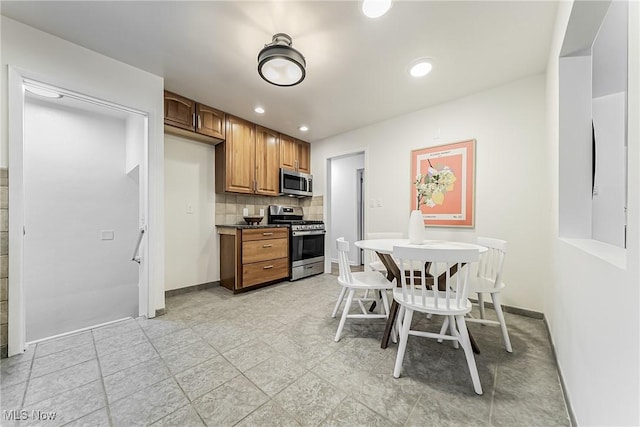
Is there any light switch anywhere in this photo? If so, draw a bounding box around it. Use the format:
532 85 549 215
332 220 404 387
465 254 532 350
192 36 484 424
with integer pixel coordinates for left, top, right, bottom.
101 230 114 240
187 204 194 214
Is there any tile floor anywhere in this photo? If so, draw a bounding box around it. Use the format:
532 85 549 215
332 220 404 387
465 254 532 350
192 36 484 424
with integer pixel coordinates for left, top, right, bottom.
1 273 571 426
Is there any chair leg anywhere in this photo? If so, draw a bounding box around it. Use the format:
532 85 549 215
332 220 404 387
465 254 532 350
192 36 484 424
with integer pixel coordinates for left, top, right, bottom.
335 288 355 342
477 292 486 320
331 286 347 318
455 315 483 395
437 316 449 343
380 290 390 318
393 308 414 378
449 315 459 349
395 305 405 343
491 293 512 352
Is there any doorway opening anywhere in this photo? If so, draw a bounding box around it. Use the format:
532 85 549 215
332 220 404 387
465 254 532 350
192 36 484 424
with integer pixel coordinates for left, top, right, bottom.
327 152 365 269
9 76 150 350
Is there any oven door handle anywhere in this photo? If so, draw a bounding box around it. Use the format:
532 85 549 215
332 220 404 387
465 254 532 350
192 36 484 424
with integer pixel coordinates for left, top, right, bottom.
291 230 326 236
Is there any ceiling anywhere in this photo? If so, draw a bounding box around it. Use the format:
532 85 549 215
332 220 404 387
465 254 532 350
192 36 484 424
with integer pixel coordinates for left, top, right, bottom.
1 1 559 142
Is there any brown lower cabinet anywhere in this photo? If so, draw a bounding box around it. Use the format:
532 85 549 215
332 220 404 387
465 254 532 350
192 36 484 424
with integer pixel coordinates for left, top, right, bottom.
219 227 289 292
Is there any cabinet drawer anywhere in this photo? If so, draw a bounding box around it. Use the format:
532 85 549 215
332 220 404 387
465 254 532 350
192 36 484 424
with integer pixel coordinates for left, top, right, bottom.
242 258 289 287
242 228 288 241
242 238 288 264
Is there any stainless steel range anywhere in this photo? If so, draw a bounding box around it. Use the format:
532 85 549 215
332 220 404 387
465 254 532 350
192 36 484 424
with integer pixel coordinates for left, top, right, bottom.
268 205 325 281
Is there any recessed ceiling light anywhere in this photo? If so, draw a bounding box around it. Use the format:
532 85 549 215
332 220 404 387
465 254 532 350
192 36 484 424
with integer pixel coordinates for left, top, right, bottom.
254 106 265 114
299 125 309 132
25 85 63 99
408 59 433 78
362 0 392 18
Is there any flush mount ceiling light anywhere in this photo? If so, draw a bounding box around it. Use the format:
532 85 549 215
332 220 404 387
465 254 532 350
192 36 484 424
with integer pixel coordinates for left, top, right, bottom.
362 0 392 18
254 106 265 114
24 84 63 99
299 125 309 132
258 33 306 87
408 58 433 78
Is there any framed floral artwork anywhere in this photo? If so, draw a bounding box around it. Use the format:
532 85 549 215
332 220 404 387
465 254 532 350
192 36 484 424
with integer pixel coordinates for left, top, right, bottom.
411 139 476 227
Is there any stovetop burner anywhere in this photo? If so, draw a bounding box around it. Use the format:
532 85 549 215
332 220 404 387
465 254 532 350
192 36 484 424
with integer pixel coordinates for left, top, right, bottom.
268 205 325 231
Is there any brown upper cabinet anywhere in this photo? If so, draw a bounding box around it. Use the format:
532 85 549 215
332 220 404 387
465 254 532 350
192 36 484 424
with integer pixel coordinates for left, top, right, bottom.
215 116 281 196
255 126 281 196
280 134 311 173
164 90 225 144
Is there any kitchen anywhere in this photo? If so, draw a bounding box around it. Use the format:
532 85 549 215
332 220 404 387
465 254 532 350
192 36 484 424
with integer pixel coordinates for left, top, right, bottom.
0 1 638 426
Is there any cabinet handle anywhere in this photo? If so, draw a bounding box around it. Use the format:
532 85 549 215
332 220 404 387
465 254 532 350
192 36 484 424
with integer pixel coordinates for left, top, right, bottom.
197 115 202 129
262 232 273 236
263 265 274 269
262 244 273 248
192 113 196 128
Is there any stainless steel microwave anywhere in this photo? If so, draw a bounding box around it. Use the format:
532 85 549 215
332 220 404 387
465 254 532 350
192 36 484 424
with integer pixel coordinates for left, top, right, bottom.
280 168 313 197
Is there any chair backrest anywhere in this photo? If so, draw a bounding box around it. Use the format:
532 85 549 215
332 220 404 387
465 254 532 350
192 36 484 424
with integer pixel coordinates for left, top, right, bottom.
393 245 479 310
476 237 507 289
336 237 354 284
364 232 403 270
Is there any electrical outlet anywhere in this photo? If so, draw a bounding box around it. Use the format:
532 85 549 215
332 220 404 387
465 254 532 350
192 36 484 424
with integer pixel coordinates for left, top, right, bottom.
100 230 114 240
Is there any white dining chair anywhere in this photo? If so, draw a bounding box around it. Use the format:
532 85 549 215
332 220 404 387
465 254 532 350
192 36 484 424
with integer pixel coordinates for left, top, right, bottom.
392 244 483 395
333 237 395 342
331 232 399 318
464 237 512 352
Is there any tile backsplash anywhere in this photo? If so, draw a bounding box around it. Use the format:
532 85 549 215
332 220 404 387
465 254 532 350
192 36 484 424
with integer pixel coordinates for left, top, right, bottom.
215 194 324 226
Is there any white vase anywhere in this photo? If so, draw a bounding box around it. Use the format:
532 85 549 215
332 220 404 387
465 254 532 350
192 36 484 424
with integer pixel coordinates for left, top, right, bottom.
408 210 425 244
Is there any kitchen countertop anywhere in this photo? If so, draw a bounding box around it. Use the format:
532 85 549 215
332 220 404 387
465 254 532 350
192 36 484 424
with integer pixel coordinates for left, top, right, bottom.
216 223 290 230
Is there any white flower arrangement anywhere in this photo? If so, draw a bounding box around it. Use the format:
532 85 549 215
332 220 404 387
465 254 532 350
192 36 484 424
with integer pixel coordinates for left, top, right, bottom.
415 165 457 208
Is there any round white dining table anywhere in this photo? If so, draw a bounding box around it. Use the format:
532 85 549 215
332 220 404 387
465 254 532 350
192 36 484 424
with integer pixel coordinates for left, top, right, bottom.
354 238 487 350
354 238 487 255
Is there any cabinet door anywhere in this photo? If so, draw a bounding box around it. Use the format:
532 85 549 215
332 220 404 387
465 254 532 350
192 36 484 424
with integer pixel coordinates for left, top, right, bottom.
196 103 225 140
164 91 195 131
255 126 281 196
280 134 297 170
297 140 311 173
225 115 256 194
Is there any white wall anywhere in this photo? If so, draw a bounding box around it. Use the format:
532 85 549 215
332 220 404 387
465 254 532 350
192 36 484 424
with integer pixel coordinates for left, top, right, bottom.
592 92 626 247
0 17 165 322
559 55 593 239
313 75 549 312
125 114 145 178
592 1 628 98
329 153 364 264
24 97 139 341
164 134 218 290
545 1 640 425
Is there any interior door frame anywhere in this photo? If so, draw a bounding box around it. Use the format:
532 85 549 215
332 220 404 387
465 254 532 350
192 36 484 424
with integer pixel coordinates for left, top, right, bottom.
7 67 153 355
356 168 365 265
324 149 368 272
